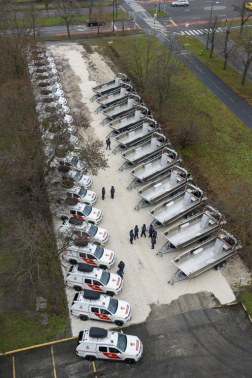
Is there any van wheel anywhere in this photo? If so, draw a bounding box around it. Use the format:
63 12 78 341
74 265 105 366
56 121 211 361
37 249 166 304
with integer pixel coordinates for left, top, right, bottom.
80 315 89 321
61 216 68 221
86 355 96 361
221 261 227 267
106 291 114 297
99 265 107 270
69 259 77 265
115 320 124 326
74 286 82 292
215 265 221 271
125 358 135 364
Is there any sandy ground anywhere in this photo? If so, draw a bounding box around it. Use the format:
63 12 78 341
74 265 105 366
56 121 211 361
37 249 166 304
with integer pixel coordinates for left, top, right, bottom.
46 42 251 337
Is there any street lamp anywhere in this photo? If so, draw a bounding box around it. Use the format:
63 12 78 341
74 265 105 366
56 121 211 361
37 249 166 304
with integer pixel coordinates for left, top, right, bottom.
159 0 161 13
206 1 219 50
113 0 114 32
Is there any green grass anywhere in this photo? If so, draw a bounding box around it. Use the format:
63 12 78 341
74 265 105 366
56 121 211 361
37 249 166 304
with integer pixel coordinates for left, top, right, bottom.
15 1 116 11
176 35 252 106
81 36 252 196
219 18 252 27
12 12 126 28
37 29 144 42
147 10 167 17
241 288 252 318
0 310 70 353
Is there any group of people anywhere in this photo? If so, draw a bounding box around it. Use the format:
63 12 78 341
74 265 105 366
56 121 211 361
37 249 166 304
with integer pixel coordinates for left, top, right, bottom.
102 186 115 200
129 224 157 248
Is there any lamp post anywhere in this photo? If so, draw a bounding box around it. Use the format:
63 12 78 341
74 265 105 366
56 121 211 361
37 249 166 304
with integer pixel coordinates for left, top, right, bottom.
159 0 160 12
113 0 114 31
155 2 157 16
237 276 245 297
206 1 219 50
164 0 166 14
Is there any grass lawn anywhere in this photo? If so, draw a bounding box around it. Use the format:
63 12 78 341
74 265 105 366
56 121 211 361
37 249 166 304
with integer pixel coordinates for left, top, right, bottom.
219 18 252 27
15 1 116 11
37 29 144 41
81 36 252 199
13 12 126 28
147 10 167 17
241 288 252 319
176 35 252 106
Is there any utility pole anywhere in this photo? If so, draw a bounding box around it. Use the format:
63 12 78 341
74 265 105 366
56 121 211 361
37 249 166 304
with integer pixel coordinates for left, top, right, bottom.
113 0 115 31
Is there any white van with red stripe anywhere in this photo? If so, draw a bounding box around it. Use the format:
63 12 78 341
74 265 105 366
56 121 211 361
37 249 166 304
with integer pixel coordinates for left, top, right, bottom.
55 198 103 225
76 327 143 364
66 263 123 296
71 290 132 326
62 240 115 270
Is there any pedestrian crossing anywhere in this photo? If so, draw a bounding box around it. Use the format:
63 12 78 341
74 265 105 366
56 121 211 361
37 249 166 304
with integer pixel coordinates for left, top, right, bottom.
144 18 166 31
174 27 223 36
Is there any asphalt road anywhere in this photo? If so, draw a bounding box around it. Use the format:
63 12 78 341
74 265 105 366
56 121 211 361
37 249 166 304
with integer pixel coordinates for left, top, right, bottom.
1 304 252 378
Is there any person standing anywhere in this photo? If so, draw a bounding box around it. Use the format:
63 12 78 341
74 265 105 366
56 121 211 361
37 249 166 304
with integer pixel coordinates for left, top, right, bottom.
153 229 157 239
151 235 156 249
117 269 124 279
141 224 146 238
110 186 115 199
149 225 154 238
118 261 125 273
102 187 105 200
134 225 139 239
130 230 134 244
106 137 111 150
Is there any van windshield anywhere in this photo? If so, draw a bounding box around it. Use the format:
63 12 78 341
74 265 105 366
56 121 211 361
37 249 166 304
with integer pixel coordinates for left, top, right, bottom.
74 172 82 182
71 157 78 166
83 205 92 216
108 297 118 314
100 271 110 285
117 333 127 352
94 246 104 259
89 224 98 237
78 188 87 198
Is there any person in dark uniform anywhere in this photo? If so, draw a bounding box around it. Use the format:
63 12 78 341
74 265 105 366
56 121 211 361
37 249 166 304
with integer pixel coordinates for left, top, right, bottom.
153 230 157 239
106 137 111 150
117 269 123 279
149 225 154 237
151 235 156 249
134 225 139 239
110 186 115 199
118 261 125 273
141 224 146 238
102 187 105 200
130 230 134 244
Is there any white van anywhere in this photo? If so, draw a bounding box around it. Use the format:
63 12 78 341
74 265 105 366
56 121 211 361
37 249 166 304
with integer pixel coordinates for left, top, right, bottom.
71 290 132 326
76 327 143 364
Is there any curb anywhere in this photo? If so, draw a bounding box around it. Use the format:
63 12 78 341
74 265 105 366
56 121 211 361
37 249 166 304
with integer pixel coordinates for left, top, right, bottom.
242 303 252 324
0 336 78 356
214 301 238 308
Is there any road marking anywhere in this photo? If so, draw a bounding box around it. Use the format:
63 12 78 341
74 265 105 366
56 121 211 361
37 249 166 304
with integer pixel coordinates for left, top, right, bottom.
92 361 98 378
12 356 15 378
171 20 177 26
51 346 57 378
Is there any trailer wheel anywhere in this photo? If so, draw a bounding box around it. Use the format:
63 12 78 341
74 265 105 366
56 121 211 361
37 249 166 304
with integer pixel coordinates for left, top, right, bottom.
119 167 123 171
135 205 140 211
115 320 124 326
80 315 89 321
74 286 82 292
221 261 227 267
125 358 135 364
86 355 96 361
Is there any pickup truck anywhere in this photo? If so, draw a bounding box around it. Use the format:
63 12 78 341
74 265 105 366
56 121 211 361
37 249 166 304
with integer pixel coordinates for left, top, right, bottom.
55 198 102 225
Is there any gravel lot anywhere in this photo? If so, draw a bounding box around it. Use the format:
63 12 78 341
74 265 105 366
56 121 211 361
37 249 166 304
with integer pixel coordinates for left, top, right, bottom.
48 42 242 337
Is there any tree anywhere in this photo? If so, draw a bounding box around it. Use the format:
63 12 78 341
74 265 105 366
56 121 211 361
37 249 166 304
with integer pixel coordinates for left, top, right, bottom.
174 118 201 149
222 23 239 70
55 0 80 39
25 0 41 40
91 4 110 35
0 0 32 38
121 11 128 34
239 28 252 85
149 40 180 117
233 0 252 37
115 0 118 18
44 0 51 17
124 36 156 92
84 0 93 17
207 14 220 58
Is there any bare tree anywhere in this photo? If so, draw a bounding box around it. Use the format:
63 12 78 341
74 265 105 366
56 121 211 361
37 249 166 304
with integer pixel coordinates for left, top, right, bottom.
233 0 252 37
91 4 110 35
55 0 80 39
44 0 51 17
124 36 156 92
0 0 32 38
207 15 220 58
149 40 180 117
174 118 201 149
121 11 128 34
25 0 41 40
84 0 93 17
222 23 239 70
115 0 118 17
239 27 252 84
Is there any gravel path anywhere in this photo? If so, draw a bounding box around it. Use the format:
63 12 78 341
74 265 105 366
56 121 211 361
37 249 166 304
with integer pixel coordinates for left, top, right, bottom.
48 42 236 337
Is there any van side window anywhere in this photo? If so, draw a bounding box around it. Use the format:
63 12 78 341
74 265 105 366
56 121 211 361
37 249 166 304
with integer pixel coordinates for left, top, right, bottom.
85 279 92 284
77 211 83 216
79 252 86 258
87 254 95 260
70 210 76 215
91 307 99 313
99 346 107 352
73 231 81 236
93 280 102 286
100 309 110 315
66 192 72 197
109 347 119 353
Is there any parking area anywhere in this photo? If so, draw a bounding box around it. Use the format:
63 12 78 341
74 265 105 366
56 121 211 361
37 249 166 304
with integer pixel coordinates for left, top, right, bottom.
1 304 252 378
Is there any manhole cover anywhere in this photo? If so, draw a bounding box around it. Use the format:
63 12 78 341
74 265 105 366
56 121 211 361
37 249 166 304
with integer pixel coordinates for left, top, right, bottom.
204 6 226 10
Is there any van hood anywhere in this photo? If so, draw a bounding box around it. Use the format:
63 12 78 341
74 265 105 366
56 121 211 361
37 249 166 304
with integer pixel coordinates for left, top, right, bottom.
82 190 96 202
108 273 122 290
125 335 140 356
115 301 131 319
94 228 107 242
99 249 114 264
90 208 101 220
